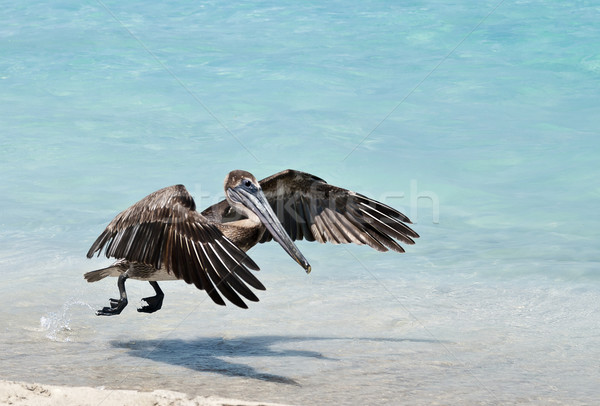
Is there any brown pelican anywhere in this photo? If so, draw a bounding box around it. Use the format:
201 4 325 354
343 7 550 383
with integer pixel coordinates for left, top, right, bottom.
85 169 419 316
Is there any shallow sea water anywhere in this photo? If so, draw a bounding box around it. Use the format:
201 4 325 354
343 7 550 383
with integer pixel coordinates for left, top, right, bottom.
1 1 599 405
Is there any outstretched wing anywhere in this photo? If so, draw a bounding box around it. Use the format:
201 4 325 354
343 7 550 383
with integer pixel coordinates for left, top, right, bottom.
87 185 265 308
258 170 419 252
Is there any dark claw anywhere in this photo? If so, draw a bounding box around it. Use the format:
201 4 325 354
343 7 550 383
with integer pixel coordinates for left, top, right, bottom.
96 298 128 316
137 294 164 313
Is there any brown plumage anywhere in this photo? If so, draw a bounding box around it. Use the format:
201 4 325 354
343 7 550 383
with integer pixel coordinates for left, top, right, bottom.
85 169 418 316
257 170 418 251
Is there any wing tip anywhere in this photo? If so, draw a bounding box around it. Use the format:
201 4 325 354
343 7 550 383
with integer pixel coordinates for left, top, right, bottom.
237 301 249 309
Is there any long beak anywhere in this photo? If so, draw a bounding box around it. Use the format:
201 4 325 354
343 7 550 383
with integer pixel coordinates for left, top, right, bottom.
229 186 311 274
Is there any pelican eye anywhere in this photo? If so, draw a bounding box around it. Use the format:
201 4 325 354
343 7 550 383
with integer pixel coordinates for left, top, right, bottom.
244 179 252 187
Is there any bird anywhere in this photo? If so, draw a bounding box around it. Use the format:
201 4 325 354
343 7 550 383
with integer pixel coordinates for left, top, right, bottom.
85 169 419 316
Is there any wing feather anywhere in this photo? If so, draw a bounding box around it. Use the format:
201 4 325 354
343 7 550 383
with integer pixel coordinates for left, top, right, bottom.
203 243 246 308
216 240 265 291
258 170 419 252
86 184 262 308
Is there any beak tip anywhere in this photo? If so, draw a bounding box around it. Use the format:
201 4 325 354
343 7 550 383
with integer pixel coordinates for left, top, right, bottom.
306 264 311 274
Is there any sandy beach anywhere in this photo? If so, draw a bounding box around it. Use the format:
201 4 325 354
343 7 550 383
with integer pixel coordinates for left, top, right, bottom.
0 380 289 406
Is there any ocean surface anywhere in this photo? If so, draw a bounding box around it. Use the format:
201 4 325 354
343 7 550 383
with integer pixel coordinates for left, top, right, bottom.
1 1 599 404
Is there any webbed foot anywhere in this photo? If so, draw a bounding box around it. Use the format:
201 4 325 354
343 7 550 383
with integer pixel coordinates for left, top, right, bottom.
137 294 164 313
96 298 128 316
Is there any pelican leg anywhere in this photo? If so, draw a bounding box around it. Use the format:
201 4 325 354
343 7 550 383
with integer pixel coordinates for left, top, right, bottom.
137 281 164 313
96 273 129 316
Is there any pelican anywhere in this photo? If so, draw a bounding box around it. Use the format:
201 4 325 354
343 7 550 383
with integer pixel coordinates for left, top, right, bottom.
85 169 419 315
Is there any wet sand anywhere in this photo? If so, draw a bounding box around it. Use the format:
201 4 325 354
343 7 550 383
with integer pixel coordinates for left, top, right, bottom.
0 380 290 406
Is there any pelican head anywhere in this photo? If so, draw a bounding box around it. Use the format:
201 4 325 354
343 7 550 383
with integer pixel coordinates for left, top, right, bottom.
225 170 311 273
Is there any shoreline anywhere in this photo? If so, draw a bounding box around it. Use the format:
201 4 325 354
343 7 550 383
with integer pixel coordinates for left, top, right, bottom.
0 380 290 406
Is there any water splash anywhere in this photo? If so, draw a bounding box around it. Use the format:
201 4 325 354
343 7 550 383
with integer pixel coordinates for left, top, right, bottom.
40 299 95 342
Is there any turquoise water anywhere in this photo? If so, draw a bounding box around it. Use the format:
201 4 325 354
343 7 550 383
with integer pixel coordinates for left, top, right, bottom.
1 1 599 404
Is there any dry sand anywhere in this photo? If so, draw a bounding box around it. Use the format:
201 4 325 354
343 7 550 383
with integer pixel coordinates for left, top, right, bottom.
0 380 290 406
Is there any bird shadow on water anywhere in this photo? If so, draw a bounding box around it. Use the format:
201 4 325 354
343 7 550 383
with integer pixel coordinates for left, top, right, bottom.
111 335 447 386
111 335 328 386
